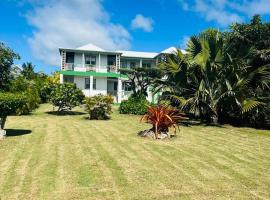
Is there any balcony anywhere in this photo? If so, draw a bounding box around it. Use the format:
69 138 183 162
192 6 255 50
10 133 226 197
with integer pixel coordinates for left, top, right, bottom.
85 64 96 72
62 63 74 70
62 63 120 73
107 65 118 73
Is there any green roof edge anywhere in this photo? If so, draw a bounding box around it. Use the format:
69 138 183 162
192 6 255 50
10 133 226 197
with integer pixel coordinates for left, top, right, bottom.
59 70 128 79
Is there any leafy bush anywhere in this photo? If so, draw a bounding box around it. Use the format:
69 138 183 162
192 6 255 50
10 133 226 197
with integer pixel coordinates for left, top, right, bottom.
119 94 149 115
141 105 187 139
40 83 55 103
10 77 40 115
50 83 84 112
84 94 114 120
18 86 41 115
0 93 27 129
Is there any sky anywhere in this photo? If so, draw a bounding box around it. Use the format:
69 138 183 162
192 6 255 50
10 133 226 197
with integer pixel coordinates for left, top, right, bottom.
1 0 270 74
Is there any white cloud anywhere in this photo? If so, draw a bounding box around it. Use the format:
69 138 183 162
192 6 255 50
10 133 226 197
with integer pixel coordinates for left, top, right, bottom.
178 0 270 26
131 14 154 32
26 0 131 66
180 35 190 49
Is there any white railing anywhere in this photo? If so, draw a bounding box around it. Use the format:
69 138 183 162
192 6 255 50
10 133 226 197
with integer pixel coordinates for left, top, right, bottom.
62 63 120 73
85 64 96 71
62 63 74 70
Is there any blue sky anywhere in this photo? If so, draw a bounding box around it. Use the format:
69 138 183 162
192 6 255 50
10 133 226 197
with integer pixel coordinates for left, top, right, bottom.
1 0 270 74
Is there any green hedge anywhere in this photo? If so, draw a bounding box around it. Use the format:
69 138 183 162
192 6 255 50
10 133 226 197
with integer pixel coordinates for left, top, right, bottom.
119 95 150 115
0 93 27 116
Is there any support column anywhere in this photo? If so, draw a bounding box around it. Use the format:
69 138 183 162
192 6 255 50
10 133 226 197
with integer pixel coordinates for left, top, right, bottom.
60 74 64 84
117 78 122 103
82 53 85 68
98 54 101 72
90 76 93 96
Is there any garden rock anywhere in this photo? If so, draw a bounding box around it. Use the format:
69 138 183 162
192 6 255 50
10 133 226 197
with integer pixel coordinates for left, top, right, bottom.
0 129 6 140
138 129 169 139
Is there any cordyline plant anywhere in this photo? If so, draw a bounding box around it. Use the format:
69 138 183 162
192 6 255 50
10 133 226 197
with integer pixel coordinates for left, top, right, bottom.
141 105 187 139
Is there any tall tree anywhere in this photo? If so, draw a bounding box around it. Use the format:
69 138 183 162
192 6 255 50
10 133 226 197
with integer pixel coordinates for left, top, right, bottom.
226 15 270 70
0 43 20 91
158 28 270 126
119 67 163 98
21 62 36 80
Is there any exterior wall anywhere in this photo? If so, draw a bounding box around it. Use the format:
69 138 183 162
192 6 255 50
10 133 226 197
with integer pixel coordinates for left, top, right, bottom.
92 77 107 96
74 53 83 71
72 76 108 97
99 55 107 72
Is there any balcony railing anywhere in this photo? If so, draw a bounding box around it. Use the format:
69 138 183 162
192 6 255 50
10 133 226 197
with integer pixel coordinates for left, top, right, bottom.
62 63 120 73
85 64 96 72
107 65 118 73
62 63 74 70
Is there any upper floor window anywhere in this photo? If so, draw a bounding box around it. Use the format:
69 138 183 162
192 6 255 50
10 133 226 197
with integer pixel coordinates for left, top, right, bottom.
66 52 74 63
108 55 116 66
85 55 96 65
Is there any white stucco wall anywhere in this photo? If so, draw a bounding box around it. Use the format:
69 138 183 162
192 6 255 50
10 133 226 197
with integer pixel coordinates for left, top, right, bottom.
73 76 108 97
92 77 107 95
74 53 84 71
99 55 107 72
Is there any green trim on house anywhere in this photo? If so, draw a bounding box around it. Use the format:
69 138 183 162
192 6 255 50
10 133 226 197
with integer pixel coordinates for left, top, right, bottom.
60 70 128 79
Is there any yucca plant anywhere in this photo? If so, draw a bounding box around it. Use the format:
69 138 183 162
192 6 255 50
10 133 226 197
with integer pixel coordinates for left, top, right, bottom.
141 105 187 139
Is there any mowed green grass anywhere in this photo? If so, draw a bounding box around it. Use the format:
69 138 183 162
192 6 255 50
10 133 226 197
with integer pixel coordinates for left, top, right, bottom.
0 104 270 200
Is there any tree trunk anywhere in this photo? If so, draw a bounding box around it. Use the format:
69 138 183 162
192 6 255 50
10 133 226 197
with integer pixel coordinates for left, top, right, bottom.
0 116 7 130
154 124 158 139
0 116 7 139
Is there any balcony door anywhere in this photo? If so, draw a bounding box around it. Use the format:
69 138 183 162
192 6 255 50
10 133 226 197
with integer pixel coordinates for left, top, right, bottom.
66 52 74 63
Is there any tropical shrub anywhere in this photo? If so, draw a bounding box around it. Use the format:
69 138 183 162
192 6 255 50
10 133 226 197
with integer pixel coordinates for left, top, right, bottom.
40 83 55 103
84 94 114 120
141 105 187 139
119 94 150 115
50 83 84 112
0 93 27 129
10 77 41 115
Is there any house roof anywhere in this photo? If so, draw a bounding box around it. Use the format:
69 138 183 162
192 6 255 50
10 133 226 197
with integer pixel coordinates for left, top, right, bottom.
76 43 105 51
160 47 187 54
59 43 186 58
116 50 159 59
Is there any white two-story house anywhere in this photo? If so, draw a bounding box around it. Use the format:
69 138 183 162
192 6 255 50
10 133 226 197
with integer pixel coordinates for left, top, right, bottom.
59 43 179 103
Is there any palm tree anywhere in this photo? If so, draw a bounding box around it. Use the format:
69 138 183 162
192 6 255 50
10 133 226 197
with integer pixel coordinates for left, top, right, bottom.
21 62 36 80
157 29 270 124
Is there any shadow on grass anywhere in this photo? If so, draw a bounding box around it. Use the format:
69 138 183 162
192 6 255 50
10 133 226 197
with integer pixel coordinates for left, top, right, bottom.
179 120 226 128
6 129 32 137
46 111 87 116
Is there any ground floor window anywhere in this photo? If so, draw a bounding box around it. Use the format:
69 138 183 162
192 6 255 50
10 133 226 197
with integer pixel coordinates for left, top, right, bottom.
93 78 96 90
114 82 117 90
85 77 90 89
63 75 74 83
123 82 132 91
142 63 151 68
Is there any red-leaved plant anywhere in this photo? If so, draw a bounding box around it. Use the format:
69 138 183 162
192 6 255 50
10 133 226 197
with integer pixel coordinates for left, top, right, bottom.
141 105 187 139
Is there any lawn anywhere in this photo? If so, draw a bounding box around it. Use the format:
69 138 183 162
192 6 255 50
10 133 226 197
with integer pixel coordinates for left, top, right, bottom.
0 104 270 200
